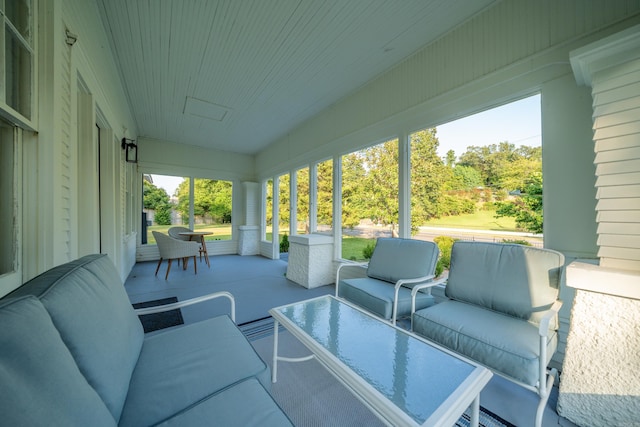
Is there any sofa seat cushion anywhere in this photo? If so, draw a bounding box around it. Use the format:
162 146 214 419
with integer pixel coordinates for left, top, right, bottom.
339 277 434 320
0 296 116 427
156 377 293 426
8 254 144 421
119 315 270 427
412 300 557 386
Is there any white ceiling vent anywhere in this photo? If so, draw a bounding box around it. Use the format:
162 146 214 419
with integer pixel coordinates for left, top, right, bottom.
184 97 230 122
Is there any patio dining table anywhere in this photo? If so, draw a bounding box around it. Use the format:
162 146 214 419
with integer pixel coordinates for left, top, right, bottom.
179 231 212 268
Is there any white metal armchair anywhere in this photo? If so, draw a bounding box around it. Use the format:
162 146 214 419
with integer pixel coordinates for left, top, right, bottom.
335 238 439 325
152 231 200 279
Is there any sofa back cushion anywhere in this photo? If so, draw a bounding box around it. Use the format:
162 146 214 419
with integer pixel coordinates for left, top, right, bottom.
367 238 439 285
8 254 144 421
0 296 116 426
445 242 564 325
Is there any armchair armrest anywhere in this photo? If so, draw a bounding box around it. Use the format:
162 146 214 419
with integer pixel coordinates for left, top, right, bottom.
387 274 435 326
408 275 447 319
335 262 368 297
538 300 563 337
133 291 236 323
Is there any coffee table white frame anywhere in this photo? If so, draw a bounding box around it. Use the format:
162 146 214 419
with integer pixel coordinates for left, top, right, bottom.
270 295 492 427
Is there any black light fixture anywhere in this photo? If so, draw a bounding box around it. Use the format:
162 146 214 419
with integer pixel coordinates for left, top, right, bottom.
121 138 138 163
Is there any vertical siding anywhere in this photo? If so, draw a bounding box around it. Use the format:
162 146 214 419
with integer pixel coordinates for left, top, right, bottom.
60 26 73 261
592 57 640 271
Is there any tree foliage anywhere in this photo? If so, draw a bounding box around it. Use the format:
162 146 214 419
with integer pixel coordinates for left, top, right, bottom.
175 178 232 224
410 129 451 229
495 172 543 233
264 128 543 236
458 142 541 191
143 180 170 210
143 180 172 225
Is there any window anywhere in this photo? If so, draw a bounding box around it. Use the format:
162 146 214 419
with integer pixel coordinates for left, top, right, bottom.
264 178 273 242
316 158 333 234
341 139 398 260
278 173 290 242
410 95 543 257
2 0 33 119
296 167 309 234
0 118 16 276
143 174 233 244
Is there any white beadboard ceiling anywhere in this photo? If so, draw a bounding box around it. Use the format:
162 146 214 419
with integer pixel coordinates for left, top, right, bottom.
98 0 496 155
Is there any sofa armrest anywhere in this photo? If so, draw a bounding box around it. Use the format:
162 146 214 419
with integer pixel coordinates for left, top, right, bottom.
538 300 563 337
133 291 236 323
335 262 368 297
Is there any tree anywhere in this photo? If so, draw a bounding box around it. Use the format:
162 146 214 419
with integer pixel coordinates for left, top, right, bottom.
175 178 233 224
458 142 541 191
341 152 367 228
143 180 172 225
410 129 451 229
296 168 310 232
316 160 333 228
143 180 170 210
495 172 543 233
447 165 482 190
361 139 399 231
445 149 456 167
278 174 290 228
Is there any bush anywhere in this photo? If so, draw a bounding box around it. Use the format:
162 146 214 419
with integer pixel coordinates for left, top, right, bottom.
154 204 172 225
362 242 376 260
433 235 458 277
501 239 532 246
279 233 290 253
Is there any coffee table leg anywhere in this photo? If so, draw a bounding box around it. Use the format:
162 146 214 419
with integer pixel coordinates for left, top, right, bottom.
470 395 480 427
272 319 280 383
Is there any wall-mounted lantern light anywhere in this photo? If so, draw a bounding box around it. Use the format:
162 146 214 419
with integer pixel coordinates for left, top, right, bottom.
121 138 137 163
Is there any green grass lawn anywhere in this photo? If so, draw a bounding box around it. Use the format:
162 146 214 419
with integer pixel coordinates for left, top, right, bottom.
423 209 518 231
341 236 376 261
146 209 520 260
146 224 232 244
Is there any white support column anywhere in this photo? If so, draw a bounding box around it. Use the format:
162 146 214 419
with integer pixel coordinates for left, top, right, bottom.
332 155 342 260
398 131 411 239
290 169 297 236
271 175 280 259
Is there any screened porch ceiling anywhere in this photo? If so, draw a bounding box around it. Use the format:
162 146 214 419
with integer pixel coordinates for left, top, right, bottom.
98 0 496 155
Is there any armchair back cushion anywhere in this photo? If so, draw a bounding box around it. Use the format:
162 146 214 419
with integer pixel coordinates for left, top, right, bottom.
367 238 439 286
0 296 116 426
6 254 144 422
445 242 564 326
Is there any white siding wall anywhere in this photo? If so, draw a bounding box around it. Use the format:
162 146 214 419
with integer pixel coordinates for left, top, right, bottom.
592 58 640 271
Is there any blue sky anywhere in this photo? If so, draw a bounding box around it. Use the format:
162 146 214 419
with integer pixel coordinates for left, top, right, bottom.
435 94 541 159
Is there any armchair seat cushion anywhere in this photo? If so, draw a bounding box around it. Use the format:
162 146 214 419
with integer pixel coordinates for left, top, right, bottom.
413 300 558 386
339 277 434 320
119 315 270 427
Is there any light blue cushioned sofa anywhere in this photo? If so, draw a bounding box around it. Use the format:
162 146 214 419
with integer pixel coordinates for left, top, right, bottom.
0 254 292 426
411 241 564 427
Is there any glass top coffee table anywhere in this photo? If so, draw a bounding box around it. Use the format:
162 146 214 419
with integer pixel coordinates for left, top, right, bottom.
269 295 492 427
